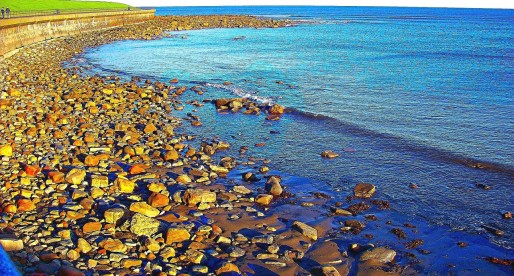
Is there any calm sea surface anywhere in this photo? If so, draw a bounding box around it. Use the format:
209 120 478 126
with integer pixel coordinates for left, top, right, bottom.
76 6 514 274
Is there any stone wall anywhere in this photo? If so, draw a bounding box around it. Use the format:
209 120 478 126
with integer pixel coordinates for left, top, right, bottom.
0 10 155 57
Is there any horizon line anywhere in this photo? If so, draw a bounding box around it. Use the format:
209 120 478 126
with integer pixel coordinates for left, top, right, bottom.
136 5 514 10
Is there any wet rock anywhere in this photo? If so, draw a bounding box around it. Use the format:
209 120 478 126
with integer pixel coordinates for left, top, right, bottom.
476 183 491 190
242 172 259 182
456 241 468 248
321 150 339 159
265 176 283 196
255 194 273 206
371 199 390 209
405 239 424 249
360 247 396 263
345 203 370 217
502 212 512 219
269 104 285 115
391 228 407 239
483 225 505 236
485 257 514 266
233 185 252 195
344 220 365 234
331 207 352 216
259 166 270 173
354 183 376 199
211 165 229 175
293 221 318 240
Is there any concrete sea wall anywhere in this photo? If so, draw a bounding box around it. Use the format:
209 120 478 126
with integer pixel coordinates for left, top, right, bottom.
0 10 155 57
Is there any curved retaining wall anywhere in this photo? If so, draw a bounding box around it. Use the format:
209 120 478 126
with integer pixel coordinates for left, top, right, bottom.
0 10 155 57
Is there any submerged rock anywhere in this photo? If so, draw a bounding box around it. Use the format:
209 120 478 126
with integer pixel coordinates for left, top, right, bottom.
354 183 376 199
321 150 339 159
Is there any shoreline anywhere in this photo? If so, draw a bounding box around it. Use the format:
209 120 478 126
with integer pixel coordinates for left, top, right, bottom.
0 15 512 275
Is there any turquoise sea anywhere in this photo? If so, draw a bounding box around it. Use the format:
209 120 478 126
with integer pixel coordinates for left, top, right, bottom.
73 6 514 274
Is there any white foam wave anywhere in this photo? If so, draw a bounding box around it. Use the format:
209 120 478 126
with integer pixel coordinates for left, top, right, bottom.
204 83 275 105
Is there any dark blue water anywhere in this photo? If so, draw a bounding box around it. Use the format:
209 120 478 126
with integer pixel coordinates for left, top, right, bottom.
75 6 514 274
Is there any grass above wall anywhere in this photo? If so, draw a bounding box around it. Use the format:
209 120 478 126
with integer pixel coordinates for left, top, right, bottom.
0 0 132 12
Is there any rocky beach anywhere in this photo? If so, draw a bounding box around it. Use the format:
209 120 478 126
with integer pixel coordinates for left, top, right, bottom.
0 14 512 276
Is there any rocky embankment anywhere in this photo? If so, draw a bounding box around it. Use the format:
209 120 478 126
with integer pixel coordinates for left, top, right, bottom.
0 15 411 275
